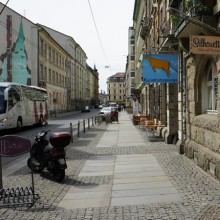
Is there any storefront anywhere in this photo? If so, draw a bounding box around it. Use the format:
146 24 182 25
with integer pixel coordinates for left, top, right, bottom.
180 35 220 180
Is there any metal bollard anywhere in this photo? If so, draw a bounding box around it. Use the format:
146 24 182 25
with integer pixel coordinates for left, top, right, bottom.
78 121 80 137
92 116 94 126
70 123 73 143
83 119 85 133
88 118 90 129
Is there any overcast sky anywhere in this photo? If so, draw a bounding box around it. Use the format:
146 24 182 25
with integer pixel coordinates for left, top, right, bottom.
7 0 135 93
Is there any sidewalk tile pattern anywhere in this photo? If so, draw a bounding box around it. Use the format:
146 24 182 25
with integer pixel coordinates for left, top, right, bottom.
1 111 220 219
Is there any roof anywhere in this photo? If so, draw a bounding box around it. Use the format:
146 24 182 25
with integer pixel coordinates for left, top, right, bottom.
110 72 125 78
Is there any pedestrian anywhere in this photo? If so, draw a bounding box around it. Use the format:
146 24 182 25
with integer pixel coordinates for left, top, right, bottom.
114 108 118 124
110 109 115 123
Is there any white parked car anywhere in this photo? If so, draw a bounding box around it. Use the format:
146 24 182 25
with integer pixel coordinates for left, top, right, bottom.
99 107 113 117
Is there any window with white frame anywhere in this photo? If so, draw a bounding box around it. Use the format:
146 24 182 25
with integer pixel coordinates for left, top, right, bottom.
203 60 218 114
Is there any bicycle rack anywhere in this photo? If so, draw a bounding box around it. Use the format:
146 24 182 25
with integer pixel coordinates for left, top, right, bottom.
0 135 39 208
0 186 39 208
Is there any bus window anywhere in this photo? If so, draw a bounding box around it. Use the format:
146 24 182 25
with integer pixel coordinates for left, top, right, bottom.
0 87 6 114
8 87 21 109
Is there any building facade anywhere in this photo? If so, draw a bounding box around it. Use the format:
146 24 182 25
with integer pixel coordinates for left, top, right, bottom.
0 3 99 113
132 0 189 145
87 64 99 108
169 0 220 179
38 27 71 112
39 26 88 111
131 0 220 180
107 72 126 106
99 90 108 106
125 27 136 108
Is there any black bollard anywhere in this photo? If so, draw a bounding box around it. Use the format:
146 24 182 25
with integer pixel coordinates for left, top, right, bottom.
78 121 80 137
70 123 73 143
83 119 85 133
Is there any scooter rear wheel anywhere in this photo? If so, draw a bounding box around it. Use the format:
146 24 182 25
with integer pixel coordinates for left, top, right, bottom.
54 169 65 182
27 158 46 172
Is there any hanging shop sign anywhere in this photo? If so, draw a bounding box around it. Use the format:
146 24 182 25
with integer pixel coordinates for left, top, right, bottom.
190 35 220 55
0 135 31 157
142 54 178 83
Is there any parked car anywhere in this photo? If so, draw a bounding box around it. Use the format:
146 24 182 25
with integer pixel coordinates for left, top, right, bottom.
99 107 113 117
98 105 103 109
82 106 90 112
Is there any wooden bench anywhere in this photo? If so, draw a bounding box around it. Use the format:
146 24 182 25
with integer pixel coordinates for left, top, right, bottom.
132 115 141 125
139 116 148 128
145 120 166 138
145 119 166 128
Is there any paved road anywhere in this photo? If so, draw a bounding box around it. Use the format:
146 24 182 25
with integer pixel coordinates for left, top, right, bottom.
1 111 220 219
0 109 98 166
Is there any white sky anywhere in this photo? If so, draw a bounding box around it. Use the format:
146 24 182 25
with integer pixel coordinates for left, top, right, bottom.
6 0 135 93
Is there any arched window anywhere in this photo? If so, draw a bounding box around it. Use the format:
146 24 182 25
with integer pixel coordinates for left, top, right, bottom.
203 60 218 114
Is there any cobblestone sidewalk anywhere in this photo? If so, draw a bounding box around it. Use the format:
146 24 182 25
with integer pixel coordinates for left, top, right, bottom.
1 114 220 219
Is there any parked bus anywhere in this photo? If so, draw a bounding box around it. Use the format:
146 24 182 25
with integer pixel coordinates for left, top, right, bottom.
0 82 48 130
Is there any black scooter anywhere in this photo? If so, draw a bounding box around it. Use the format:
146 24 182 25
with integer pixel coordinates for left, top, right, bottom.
27 129 71 182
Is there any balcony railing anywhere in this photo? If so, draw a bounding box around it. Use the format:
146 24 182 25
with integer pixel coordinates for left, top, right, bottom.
170 0 214 16
169 0 216 34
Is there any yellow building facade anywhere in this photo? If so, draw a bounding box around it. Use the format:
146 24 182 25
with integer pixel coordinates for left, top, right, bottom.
107 72 125 106
38 27 70 113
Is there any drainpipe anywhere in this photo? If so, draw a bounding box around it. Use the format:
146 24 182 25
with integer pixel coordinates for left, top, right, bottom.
182 52 187 142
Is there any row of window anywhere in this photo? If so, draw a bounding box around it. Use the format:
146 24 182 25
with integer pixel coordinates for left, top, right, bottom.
108 84 125 88
48 92 66 108
39 38 66 69
108 78 125 82
39 64 69 88
40 37 87 70
109 95 125 101
109 90 125 94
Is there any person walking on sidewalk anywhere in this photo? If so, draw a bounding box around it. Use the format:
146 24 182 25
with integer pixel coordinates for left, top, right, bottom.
110 109 115 123
114 108 119 124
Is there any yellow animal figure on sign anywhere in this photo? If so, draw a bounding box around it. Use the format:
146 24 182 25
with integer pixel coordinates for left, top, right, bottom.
144 55 170 77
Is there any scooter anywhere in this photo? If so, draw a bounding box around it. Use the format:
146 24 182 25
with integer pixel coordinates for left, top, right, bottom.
27 129 71 182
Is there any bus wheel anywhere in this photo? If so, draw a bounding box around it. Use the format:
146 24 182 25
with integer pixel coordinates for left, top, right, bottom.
17 118 22 130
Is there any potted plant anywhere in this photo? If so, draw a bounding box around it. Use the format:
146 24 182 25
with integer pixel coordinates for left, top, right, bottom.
202 0 216 8
191 0 213 16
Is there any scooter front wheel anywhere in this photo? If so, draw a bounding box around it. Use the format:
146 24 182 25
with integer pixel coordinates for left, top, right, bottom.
54 169 65 182
27 157 46 172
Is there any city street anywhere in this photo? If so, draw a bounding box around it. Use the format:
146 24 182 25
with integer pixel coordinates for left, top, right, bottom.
1 111 220 219
0 109 99 166
0 1 219 219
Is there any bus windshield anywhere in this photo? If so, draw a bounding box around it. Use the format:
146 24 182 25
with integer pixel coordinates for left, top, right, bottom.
0 86 6 114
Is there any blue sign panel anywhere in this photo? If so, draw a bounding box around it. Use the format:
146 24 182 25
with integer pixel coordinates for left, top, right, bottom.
142 54 178 83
